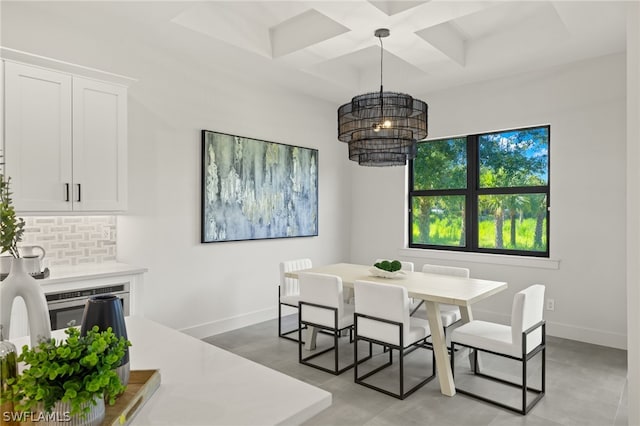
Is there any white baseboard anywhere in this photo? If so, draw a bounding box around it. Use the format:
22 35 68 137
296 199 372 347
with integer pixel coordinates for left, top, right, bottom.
473 309 627 350
180 307 277 339
181 306 627 350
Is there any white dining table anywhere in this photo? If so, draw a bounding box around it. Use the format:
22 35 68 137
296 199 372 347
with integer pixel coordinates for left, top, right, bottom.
286 262 507 397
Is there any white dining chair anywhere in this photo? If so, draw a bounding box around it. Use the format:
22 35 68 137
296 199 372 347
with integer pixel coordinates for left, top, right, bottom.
371 260 417 308
278 258 312 342
298 272 354 375
413 264 471 335
353 279 436 399
450 284 546 415
347 259 412 307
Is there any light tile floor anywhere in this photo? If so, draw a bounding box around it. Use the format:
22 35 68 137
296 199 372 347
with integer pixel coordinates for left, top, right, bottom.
203 315 628 426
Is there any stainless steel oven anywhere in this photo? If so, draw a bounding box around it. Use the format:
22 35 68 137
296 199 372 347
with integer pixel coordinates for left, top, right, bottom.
46 283 130 330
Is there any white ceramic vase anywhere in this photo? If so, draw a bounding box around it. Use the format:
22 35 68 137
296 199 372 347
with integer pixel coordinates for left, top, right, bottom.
0 258 51 347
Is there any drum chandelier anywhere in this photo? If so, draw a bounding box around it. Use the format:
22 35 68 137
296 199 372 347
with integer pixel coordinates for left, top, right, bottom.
337 28 428 166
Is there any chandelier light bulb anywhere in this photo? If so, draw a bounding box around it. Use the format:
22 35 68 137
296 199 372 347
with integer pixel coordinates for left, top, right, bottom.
383 120 392 128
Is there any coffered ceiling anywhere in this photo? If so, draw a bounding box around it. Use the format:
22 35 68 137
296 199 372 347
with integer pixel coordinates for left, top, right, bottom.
0 1 628 104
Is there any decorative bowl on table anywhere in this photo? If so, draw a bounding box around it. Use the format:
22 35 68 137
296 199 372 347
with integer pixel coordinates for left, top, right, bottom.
369 260 406 279
369 267 406 279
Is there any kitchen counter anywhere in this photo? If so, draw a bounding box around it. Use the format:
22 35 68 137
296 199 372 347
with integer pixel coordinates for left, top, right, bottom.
12 316 332 425
7 263 148 339
39 262 148 288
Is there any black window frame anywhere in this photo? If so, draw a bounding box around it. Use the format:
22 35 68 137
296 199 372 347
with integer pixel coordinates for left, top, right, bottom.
408 125 550 258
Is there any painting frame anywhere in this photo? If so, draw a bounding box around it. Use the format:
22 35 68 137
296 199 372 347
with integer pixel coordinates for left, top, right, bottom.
201 130 319 243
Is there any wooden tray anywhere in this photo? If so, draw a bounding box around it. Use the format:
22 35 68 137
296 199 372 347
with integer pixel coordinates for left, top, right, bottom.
103 369 161 426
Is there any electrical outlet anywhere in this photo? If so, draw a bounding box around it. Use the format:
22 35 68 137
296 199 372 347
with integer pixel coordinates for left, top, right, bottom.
102 227 111 240
546 298 555 311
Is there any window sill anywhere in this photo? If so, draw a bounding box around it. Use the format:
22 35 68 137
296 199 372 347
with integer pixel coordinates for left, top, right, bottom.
398 248 560 270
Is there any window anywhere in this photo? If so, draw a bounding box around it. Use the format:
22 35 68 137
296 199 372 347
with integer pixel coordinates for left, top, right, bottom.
409 125 549 257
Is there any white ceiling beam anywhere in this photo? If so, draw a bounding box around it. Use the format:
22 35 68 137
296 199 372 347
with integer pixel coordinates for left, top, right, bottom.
269 9 349 58
415 22 466 67
367 1 430 17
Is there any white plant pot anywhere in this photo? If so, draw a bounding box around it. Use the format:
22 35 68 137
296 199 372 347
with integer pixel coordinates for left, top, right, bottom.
33 397 105 426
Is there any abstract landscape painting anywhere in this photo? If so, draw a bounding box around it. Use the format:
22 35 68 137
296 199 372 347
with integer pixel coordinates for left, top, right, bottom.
201 130 318 243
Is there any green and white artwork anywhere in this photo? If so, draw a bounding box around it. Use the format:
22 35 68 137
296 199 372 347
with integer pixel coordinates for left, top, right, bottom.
201 130 318 243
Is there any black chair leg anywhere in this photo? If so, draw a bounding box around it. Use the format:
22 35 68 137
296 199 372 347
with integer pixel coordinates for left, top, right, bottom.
450 340 546 415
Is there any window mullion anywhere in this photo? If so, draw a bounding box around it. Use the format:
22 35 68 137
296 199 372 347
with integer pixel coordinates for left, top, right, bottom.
467 135 478 251
476 186 549 195
410 189 467 197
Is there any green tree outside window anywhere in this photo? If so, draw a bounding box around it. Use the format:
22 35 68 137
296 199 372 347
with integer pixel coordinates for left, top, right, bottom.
409 126 549 256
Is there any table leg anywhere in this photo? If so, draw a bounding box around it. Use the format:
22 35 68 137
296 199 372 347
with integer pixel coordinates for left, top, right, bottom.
459 305 482 372
344 287 354 304
425 301 455 396
304 326 318 351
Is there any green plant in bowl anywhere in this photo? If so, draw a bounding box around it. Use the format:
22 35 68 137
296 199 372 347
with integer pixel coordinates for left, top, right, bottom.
3 326 131 418
374 260 402 272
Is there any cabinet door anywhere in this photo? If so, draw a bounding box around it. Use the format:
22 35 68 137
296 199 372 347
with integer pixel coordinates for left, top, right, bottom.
72 77 127 211
4 62 73 211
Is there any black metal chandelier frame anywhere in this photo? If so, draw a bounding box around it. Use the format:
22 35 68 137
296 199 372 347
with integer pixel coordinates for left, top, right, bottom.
337 28 428 166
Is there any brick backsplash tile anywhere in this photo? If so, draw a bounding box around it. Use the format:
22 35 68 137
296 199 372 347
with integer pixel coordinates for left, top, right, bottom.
33 218 56 224
50 226 71 233
34 235 57 242
62 217 83 224
50 243 71 250
21 216 117 266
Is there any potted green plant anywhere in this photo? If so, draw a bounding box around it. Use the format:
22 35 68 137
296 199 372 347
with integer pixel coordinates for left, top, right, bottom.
3 325 131 423
0 174 25 259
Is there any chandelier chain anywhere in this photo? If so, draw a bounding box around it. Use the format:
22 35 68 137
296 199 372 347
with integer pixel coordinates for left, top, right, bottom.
379 34 384 93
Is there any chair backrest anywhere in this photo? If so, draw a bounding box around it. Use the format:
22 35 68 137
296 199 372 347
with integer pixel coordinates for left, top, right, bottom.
421 263 470 278
510 284 545 353
354 280 411 346
279 258 312 297
299 272 345 328
375 259 414 272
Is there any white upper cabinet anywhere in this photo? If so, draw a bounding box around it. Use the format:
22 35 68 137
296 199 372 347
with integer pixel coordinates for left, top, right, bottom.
4 62 73 211
3 59 128 213
72 77 127 211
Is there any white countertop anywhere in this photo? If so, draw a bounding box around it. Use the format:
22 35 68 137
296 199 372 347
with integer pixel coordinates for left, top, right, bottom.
11 316 332 425
38 262 148 287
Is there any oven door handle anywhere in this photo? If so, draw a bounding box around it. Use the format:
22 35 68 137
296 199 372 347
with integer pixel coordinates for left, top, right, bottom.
47 298 92 311
47 292 129 308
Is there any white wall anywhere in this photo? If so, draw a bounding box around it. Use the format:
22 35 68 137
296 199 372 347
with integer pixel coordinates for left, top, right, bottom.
1 2 353 336
120 76 351 337
626 2 640 424
350 53 628 349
